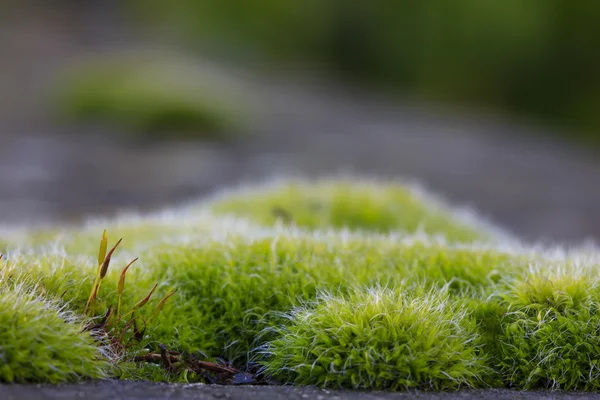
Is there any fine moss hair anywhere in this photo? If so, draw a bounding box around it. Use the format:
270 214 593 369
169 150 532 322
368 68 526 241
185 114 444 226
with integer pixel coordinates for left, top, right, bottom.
209 178 506 242
0 284 108 383
263 286 489 390
2 178 600 391
495 268 600 390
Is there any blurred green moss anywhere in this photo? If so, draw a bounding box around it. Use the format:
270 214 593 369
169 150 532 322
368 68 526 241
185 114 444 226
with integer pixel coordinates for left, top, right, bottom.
210 179 495 242
131 0 600 143
52 54 247 139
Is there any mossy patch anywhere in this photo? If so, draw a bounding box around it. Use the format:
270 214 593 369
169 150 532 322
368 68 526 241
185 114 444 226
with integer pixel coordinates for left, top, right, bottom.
494 269 600 390
210 179 502 242
264 287 488 390
1 178 600 391
51 53 248 139
0 283 108 383
141 235 523 362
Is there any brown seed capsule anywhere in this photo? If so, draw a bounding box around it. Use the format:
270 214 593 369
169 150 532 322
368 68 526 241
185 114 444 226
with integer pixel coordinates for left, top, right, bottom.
132 284 158 311
118 258 138 295
151 289 178 320
99 238 123 279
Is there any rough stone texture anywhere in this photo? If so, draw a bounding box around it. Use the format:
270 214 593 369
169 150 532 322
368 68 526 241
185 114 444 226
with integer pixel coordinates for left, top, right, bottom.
3 381 600 400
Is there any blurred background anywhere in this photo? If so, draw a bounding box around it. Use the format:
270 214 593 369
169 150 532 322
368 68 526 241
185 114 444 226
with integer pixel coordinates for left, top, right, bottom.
1 0 600 243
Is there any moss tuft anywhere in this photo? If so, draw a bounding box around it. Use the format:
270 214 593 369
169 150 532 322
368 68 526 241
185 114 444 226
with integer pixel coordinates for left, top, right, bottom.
3 178 600 390
496 270 600 390
0 285 109 383
211 179 500 242
51 53 247 139
263 287 488 390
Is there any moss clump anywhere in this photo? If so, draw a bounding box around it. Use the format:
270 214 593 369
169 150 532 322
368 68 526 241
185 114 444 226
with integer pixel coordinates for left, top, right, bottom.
0 285 108 383
495 270 600 390
264 287 488 390
211 179 500 242
142 236 521 362
52 53 246 139
4 178 600 391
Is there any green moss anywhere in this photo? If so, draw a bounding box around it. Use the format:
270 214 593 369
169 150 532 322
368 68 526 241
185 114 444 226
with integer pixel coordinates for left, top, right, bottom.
495 270 600 390
132 1 600 142
0 285 109 383
117 362 174 382
2 229 521 377
0 211 250 255
211 179 500 242
52 53 246 139
264 287 488 390
3 179 600 390
140 234 523 362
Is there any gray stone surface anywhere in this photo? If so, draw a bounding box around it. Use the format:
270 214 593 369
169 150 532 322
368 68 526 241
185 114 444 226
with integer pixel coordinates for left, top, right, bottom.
3 381 600 400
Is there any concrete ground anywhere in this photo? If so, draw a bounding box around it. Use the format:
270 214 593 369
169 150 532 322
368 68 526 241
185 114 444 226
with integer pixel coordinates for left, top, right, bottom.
3 381 600 400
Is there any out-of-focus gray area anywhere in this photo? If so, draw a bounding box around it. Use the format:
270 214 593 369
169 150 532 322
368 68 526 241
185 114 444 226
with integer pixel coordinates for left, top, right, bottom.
1 2 600 244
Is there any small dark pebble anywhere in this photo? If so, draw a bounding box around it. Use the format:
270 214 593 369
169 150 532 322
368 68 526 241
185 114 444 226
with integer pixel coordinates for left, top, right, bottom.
232 373 255 385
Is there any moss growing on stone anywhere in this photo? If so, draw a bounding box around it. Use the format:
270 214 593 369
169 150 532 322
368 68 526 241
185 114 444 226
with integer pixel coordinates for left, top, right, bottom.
1 178 600 391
